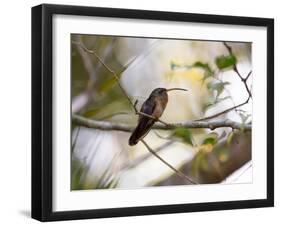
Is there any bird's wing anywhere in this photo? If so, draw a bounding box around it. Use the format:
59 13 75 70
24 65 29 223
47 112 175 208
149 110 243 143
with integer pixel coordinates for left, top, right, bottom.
137 97 156 132
139 97 156 120
129 98 156 145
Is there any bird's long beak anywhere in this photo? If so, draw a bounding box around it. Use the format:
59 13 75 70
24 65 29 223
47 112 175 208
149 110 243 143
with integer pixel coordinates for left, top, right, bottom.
166 88 188 92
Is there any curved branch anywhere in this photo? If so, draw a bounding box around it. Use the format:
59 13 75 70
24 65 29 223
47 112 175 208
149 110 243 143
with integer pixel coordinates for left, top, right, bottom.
141 140 197 184
72 40 137 112
195 96 250 121
223 42 252 98
72 40 199 183
71 40 252 186
72 114 251 132
72 40 174 126
121 140 174 171
196 43 252 121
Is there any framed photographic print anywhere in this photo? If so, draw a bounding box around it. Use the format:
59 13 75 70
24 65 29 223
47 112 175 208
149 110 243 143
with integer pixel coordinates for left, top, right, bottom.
32 4 274 221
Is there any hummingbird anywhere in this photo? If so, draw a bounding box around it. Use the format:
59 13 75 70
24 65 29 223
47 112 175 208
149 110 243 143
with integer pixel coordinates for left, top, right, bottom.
129 87 188 146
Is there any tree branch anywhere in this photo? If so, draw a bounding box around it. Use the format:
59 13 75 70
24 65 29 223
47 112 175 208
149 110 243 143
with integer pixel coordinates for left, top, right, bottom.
195 43 252 121
72 40 198 182
121 140 174 171
195 96 251 121
72 40 171 126
140 140 197 184
72 40 137 112
223 42 252 98
72 114 251 131
245 71 252 81
71 40 251 186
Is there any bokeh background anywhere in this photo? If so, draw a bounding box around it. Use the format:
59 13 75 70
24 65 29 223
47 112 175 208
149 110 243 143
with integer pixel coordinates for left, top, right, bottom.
71 34 252 190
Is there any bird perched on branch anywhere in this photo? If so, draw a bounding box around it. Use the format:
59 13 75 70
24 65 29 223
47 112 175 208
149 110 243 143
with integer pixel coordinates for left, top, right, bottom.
129 87 187 146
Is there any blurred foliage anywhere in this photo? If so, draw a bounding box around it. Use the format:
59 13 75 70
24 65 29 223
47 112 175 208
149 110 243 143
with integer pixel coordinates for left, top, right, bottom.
202 132 219 145
71 158 119 190
157 131 251 185
207 82 230 99
163 52 252 184
239 112 252 132
191 130 251 183
171 60 214 81
191 132 218 176
192 61 214 81
169 56 237 115
172 128 194 146
72 35 134 119
71 34 252 189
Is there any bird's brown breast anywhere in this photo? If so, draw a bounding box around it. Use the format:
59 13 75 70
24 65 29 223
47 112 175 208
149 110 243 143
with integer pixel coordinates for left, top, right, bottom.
153 95 168 119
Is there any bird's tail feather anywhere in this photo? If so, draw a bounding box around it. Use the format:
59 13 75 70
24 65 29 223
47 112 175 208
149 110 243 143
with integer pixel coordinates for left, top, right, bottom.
129 119 155 146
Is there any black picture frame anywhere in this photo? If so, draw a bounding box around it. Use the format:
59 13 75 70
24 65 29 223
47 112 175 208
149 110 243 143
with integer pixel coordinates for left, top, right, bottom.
32 3 274 222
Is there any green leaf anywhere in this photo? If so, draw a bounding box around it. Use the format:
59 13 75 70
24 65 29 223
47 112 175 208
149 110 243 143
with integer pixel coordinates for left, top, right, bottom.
207 82 230 98
202 137 217 145
215 54 237 69
202 132 218 145
193 61 214 80
173 128 193 146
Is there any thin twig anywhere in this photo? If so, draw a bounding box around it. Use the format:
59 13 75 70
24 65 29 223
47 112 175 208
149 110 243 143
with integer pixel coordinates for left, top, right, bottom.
133 100 138 109
72 39 196 184
245 71 252 81
195 96 251 121
141 140 197 184
72 40 170 127
121 140 174 171
196 43 252 121
223 42 252 98
72 40 137 112
73 36 98 87
72 40 251 185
